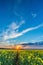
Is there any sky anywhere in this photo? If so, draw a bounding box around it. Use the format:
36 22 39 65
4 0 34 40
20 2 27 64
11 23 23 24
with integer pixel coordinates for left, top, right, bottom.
0 0 43 45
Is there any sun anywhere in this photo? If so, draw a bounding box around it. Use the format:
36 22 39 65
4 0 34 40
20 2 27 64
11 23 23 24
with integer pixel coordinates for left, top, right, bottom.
15 45 22 50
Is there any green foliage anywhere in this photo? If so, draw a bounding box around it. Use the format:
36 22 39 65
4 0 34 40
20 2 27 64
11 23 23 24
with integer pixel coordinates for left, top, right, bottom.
0 50 17 65
19 50 43 65
0 50 43 65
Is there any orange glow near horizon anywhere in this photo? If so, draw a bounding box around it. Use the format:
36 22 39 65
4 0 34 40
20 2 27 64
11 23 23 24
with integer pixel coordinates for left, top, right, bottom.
15 45 22 50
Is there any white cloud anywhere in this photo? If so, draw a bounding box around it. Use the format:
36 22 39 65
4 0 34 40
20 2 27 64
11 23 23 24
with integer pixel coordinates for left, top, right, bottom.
1 20 25 40
3 23 43 40
8 20 25 30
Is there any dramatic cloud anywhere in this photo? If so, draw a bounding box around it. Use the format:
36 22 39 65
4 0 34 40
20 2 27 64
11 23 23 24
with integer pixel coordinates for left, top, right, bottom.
3 23 43 40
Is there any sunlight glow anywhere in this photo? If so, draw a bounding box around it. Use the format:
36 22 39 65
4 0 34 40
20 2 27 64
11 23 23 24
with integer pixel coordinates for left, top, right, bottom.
15 45 22 50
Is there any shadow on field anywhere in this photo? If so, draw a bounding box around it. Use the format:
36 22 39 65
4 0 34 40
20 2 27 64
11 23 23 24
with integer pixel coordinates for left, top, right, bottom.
13 51 20 65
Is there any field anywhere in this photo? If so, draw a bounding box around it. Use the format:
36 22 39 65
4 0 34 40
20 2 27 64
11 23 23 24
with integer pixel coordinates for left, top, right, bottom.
0 49 43 65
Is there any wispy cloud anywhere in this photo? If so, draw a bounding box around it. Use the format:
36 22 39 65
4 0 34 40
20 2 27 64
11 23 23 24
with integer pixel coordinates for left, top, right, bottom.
17 0 22 4
40 36 43 38
14 11 23 19
0 20 25 41
31 13 37 18
8 20 25 30
3 23 43 40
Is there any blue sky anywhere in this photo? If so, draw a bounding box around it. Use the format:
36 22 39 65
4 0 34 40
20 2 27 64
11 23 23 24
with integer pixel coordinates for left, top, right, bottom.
0 0 43 45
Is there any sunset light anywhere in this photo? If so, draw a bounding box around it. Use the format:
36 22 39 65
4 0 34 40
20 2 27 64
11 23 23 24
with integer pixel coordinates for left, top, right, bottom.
15 45 22 50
